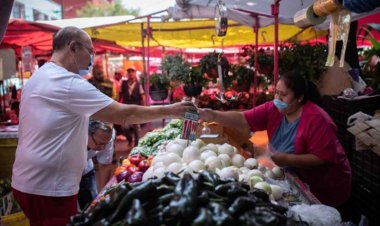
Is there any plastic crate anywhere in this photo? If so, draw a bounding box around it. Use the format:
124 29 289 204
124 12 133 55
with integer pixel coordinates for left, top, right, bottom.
351 150 380 194
321 95 380 127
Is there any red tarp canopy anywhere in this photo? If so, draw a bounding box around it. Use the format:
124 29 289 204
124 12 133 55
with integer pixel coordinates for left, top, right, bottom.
1 19 136 57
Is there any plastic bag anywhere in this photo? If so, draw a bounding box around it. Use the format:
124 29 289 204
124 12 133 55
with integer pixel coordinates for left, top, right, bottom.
347 112 373 127
287 204 342 226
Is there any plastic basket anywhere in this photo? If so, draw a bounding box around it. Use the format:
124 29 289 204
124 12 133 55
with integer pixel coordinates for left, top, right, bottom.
0 212 29 226
351 150 380 193
321 95 380 127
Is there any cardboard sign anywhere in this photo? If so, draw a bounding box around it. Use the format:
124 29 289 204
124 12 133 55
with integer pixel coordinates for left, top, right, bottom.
181 110 199 140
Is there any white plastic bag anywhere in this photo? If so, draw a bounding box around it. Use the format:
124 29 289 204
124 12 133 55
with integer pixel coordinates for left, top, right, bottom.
288 204 342 226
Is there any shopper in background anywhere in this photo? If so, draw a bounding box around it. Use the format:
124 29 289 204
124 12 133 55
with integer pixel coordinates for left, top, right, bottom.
199 70 351 208
88 63 114 98
119 66 146 147
79 120 114 210
11 26 195 226
112 68 124 101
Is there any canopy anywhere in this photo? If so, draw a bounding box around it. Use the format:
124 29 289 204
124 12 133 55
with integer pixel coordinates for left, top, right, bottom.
83 19 326 48
1 19 136 57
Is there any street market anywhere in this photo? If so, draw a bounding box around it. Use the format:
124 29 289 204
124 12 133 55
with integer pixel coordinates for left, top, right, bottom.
0 0 380 225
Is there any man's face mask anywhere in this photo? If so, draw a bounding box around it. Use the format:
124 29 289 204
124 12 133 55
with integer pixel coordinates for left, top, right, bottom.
79 54 94 76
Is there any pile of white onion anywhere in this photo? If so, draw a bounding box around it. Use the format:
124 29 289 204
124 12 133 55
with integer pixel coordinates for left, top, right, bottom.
143 138 286 201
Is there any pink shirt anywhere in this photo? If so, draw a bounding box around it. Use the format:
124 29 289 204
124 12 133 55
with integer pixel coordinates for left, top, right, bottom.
244 101 352 207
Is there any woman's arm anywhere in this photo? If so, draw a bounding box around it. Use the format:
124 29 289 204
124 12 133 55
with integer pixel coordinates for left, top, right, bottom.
198 109 250 131
271 152 328 169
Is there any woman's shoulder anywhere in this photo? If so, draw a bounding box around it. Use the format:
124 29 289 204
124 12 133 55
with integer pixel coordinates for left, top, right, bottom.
302 101 335 125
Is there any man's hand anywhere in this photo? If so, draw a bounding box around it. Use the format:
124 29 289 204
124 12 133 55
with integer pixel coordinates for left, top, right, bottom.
167 101 197 118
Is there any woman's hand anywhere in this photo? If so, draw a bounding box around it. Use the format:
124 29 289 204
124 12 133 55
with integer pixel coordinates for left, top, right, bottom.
270 152 291 167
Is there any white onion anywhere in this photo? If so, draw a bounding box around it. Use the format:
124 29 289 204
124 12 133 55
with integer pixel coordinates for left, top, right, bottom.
231 154 245 167
142 166 154 181
162 153 182 166
218 143 235 157
166 143 185 157
244 158 258 169
200 150 217 162
167 162 184 174
205 156 223 171
239 167 250 174
172 138 188 148
248 175 263 188
254 182 272 194
217 167 239 180
265 170 276 179
270 185 283 200
205 143 219 153
182 146 201 164
272 166 284 179
188 160 205 172
218 154 231 167
191 139 206 149
153 167 165 179
246 169 263 178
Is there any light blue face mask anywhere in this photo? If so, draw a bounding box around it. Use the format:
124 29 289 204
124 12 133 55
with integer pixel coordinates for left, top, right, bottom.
79 54 94 76
273 98 288 111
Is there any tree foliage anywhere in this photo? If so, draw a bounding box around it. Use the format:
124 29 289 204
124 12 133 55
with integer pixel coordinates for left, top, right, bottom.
76 0 140 17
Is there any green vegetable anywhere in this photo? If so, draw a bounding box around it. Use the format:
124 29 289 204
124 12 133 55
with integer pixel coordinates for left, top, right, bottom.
125 199 148 226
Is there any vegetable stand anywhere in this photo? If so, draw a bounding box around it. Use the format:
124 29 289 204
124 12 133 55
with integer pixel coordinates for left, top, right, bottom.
78 119 321 226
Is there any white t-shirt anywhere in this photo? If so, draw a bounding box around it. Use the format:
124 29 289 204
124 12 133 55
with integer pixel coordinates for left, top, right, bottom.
12 62 113 197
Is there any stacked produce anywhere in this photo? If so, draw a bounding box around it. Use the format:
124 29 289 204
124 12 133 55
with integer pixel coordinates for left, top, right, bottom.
142 138 285 201
68 171 288 226
114 154 154 183
130 119 183 157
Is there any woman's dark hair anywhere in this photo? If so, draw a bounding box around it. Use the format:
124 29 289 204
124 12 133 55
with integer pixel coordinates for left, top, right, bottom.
279 70 321 106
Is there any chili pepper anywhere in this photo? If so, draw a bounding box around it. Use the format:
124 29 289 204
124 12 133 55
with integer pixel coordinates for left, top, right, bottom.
227 197 256 218
162 171 181 185
191 208 212 226
198 170 220 187
128 154 145 165
156 184 175 196
159 193 176 206
109 180 156 223
100 184 130 218
124 199 148 226
248 188 270 203
215 182 248 199
169 173 198 220
207 202 234 226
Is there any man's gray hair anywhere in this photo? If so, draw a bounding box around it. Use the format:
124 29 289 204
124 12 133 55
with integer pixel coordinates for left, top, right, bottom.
89 119 112 136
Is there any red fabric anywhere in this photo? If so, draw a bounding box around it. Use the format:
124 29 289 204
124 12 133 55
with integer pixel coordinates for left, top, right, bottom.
12 188 78 226
244 101 352 207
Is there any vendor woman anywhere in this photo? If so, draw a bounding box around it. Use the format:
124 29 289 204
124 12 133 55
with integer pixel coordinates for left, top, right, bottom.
199 71 351 207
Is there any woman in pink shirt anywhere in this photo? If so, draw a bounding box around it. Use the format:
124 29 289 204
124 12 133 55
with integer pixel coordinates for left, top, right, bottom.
199 71 351 207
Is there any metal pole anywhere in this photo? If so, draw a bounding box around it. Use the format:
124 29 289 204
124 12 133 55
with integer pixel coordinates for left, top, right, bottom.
146 16 151 106
140 23 149 105
253 17 259 107
272 0 280 89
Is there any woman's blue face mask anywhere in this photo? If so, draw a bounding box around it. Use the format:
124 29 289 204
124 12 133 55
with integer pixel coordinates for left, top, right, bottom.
273 98 288 111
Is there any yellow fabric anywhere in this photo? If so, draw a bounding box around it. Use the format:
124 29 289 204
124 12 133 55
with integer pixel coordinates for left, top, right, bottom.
85 19 327 48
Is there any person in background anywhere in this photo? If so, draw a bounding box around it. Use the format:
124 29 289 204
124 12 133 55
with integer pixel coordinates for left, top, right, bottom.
199 71 351 208
88 63 114 98
11 26 195 226
79 120 114 210
112 68 124 101
119 66 146 147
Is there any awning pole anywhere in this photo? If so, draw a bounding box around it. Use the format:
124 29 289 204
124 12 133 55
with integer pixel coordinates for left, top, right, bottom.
146 16 151 106
253 16 259 107
272 0 280 89
141 23 148 100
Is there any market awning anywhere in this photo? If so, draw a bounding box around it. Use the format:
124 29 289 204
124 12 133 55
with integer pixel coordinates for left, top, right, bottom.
84 19 326 48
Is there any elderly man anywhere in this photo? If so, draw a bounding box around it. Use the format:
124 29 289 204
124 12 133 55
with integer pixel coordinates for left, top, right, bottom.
79 120 114 210
11 26 194 226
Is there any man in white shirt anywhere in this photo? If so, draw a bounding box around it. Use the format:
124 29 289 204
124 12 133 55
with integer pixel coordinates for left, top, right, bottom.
11 26 194 226
78 120 114 210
